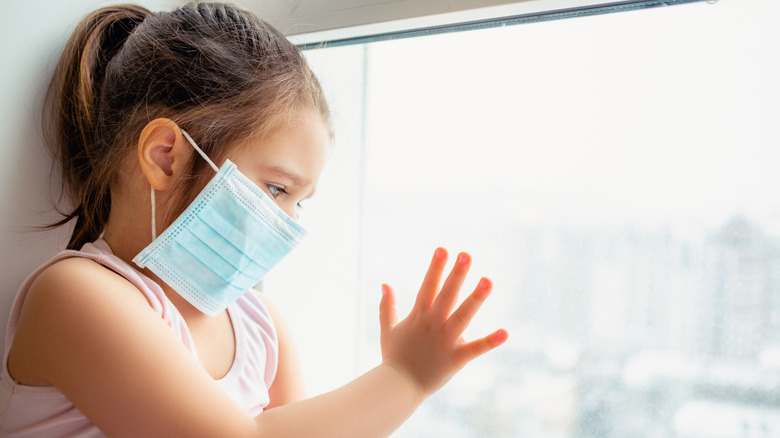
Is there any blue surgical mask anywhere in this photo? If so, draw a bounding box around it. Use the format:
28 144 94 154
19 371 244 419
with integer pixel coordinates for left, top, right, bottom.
132 130 306 316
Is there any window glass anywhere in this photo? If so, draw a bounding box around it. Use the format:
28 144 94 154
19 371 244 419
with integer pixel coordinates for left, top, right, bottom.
264 0 780 436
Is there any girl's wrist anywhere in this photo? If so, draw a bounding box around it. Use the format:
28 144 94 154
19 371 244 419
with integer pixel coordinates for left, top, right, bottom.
380 360 428 405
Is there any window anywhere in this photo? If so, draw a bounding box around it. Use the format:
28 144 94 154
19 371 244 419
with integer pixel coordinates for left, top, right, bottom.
263 0 780 436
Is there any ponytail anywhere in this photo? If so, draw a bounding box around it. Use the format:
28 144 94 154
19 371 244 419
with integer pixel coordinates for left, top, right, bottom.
43 5 149 249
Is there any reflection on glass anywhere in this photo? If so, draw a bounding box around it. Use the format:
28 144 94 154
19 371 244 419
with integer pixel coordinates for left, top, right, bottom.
265 0 780 436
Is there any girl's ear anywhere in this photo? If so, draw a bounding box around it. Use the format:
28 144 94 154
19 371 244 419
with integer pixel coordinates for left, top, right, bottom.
137 119 192 191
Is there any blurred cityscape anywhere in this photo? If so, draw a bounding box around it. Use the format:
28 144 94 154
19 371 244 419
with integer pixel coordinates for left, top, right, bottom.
386 216 780 438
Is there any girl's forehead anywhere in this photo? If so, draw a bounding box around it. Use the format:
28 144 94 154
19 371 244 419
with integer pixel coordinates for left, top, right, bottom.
235 109 330 152
230 109 330 174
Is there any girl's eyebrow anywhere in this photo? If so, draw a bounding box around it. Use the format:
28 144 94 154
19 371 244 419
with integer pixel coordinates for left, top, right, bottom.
265 165 317 199
266 166 312 187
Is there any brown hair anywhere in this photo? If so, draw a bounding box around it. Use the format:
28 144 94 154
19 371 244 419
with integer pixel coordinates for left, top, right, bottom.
44 2 330 250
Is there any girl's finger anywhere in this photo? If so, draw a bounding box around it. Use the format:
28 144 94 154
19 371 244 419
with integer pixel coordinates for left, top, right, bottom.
413 247 448 312
443 277 492 339
379 283 398 334
431 252 471 319
454 329 509 366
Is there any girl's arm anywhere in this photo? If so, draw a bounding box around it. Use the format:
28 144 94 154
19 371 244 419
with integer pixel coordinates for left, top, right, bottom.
9 248 504 438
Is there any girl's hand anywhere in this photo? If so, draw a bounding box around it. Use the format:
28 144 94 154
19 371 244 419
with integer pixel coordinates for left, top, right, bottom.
379 248 508 398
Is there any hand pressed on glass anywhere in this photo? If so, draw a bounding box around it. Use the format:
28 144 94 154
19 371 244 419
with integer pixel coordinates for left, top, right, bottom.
379 248 509 397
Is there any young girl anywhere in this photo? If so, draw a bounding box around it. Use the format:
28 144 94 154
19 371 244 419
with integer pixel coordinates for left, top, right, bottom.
0 3 507 437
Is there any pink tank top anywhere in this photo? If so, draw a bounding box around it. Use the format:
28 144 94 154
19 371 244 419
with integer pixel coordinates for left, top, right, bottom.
0 239 278 437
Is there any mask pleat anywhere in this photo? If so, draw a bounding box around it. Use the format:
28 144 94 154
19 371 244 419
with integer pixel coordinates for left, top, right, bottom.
202 190 277 271
175 222 263 292
216 179 298 272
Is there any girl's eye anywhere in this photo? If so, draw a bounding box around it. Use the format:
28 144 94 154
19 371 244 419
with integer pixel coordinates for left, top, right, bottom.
267 184 285 198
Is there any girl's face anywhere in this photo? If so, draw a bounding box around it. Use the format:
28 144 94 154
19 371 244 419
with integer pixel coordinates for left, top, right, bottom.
229 108 331 220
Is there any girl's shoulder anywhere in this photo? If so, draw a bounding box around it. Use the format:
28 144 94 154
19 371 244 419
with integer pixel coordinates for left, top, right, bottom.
29 255 144 303
7 255 155 387
26 254 150 314
34 254 123 282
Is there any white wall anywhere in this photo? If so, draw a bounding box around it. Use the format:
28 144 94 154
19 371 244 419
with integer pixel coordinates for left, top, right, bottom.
0 0 182 355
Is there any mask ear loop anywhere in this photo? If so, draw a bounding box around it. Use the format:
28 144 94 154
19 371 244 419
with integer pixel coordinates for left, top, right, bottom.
181 129 220 173
150 187 157 241
148 129 221 242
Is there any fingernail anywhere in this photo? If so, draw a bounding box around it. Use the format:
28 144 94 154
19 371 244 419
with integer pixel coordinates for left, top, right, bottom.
381 284 388 296
495 329 508 343
434 248 446 259
478 278 490 290
457 253 470 265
